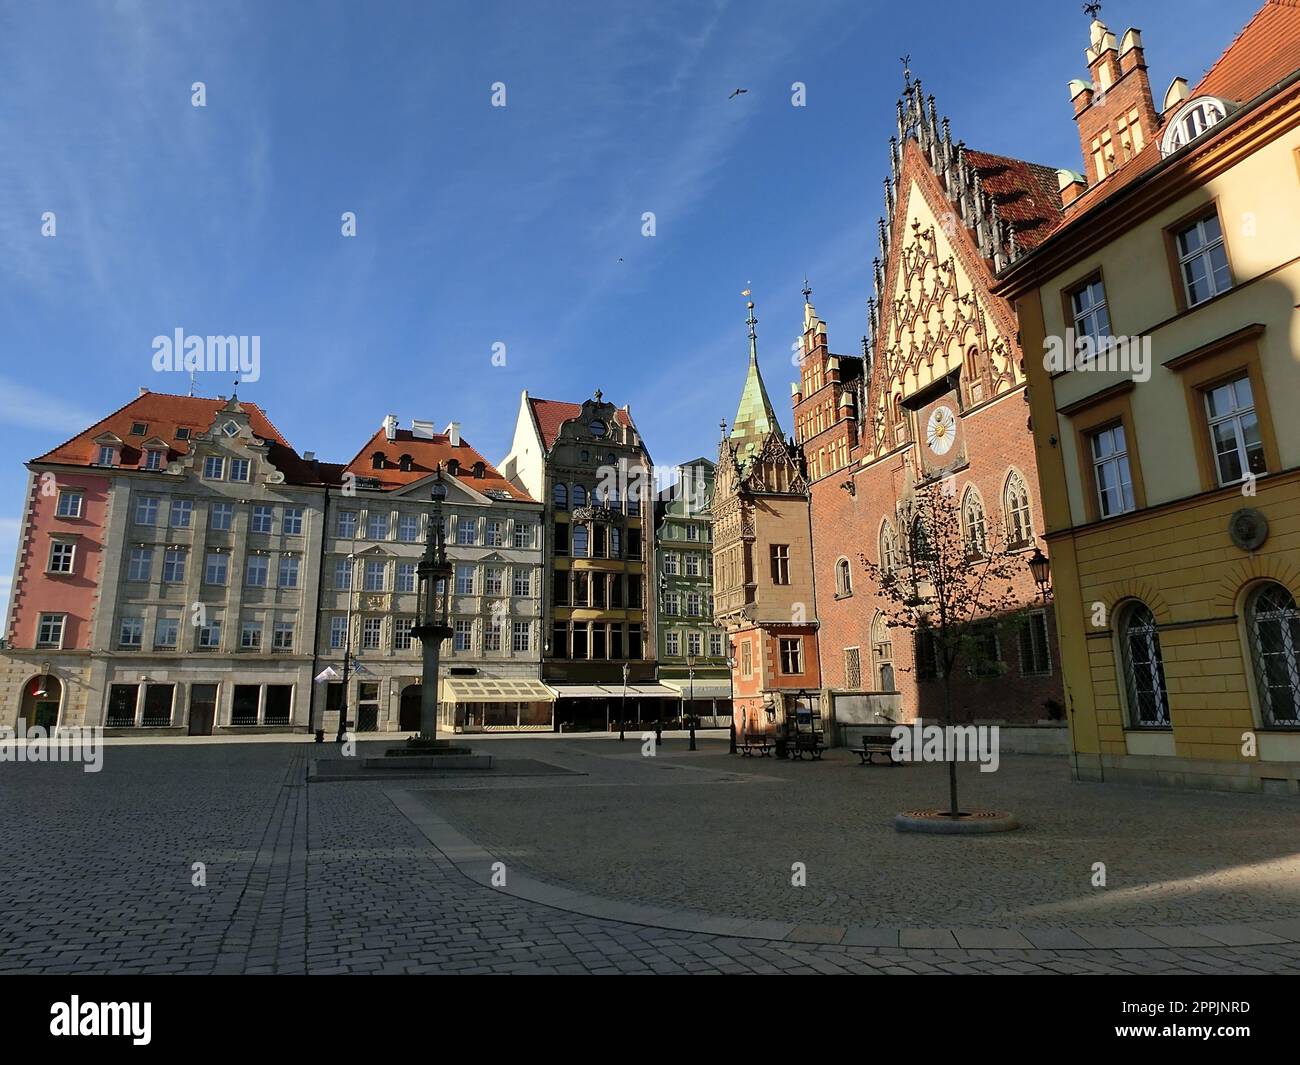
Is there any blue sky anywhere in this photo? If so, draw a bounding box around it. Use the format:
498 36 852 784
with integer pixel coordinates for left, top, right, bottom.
0 0 1262 599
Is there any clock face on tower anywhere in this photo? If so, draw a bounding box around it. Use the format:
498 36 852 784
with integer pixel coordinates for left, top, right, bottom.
925 405 957 456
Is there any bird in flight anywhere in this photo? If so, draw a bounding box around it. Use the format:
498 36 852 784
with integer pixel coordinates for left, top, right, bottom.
729 88 748 99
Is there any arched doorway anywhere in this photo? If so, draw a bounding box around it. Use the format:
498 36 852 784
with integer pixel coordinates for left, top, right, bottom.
19 674 62 730
399 684 422 731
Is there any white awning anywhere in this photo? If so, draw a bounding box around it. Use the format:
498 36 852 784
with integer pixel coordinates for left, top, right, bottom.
658 680 733 699
626 684 683 697
549 685 615 699
443 678 557 704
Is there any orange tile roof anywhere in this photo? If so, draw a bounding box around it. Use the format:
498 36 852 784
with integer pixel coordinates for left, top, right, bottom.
32 390 329 485
527 397 633 451
964 149 1064 252
342 427 536 502
1063 1 1300 220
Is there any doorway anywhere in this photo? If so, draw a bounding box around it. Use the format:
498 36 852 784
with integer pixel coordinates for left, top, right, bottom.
19 674 62 730
188 684 218 735
399 684 421 731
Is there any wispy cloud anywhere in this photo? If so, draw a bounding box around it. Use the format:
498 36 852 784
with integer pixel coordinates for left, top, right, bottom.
0 377 95 434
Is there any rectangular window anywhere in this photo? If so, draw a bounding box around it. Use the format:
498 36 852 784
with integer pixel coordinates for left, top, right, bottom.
47 540 75 574
334 558 353 590
36 613 66 649
197 618 222 650
971 626 1002 677
916 628 939 680
686 593 701 617
203 456 225 480
162 548 186 583
278 556 300 588
685 554 701 577
1204 374 1265 485
241 620 263 650
486 520 504 546
1175 211 1232 307
1089 424 1135 517
484 618 502 651
456 564 475 595
663 553 679 576
844 647 862 689
554 523 569 556
396 563 416 593
397 513 420 542
251 506 273 534
1069 276 1111 353
666 631 680 657
245 554 269 587
665 592 680 616
512 568 530 597
687 632 702 657
457 518 476 545
169 499 193 528
97 445 117 467
363 560 385 591
394 618 414 651
740 640 753 678
779 637 802 675
154 617 179 650
686 524 700 542
118 616 144 649
336 511 359 538
1018 611 1052 676
709 633 723 658
272 621 294 652
135 496 159 525
210 502 233 531
362 618 382 650
282 508 303 535
485 566 504 595
56 490 84 518
454 619 473 652
205 552 228 585
770 544 790 585
512 621 530 653
229 458 251 482
367 511 388 540
329 616 348 650
512 522 532 549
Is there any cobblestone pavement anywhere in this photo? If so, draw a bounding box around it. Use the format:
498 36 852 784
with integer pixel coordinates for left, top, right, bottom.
1 737 1298 974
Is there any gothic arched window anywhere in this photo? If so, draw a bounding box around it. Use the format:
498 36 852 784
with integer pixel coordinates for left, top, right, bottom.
1246 582 1300 726
1119 602 1170 728
1003 471 1033 547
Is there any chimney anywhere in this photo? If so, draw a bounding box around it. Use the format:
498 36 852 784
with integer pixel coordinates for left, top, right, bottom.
443 421 461 447
1162 77 1190 117
382 414 398 441
303 450 315 461
410 420 435 440
1071 19 1158 187
790 381 803 405
1058 168 1087 207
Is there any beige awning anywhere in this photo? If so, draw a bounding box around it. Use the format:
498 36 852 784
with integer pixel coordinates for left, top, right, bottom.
443 678 557 704
658 679 733 699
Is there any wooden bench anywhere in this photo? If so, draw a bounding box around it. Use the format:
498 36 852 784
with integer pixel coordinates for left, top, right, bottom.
788 732 827 760
855 737 902 765
737 733 772 757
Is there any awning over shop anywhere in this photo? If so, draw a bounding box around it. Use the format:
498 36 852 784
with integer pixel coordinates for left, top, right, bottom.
443 678 557 704
547 684 614 699
658 680 733 699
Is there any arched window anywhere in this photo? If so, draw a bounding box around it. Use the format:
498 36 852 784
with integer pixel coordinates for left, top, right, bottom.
1119 602 1170 728
1160 96 1229 157
1003 471 1033 547
572 485 587 507
835 558 853 597
879 520 899 575
871 613 895 691
910 515 934 561
572 525 589 558
371 451 386 470
446 459 460 476
1246 582 1300 726
553 483 568 509
398 454 413 472
962 487 987 558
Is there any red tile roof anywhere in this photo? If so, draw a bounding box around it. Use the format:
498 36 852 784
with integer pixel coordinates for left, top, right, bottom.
964 149 1064 251
527 397 633 451
1064 1 1300 220
342 427 536 502
32 391 329 485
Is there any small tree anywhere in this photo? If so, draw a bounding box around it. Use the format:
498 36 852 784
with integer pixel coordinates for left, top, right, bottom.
859 478 1028 818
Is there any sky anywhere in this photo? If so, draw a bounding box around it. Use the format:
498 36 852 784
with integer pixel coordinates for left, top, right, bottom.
0 0 1264 603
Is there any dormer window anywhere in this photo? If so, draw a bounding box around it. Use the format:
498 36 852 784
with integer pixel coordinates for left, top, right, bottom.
1160 96 1229 158
371 451 386 470
97 445 118 467
446 459 460 476
222 421 240 437
472 462 485 479
175 427 191 441
142 448 165 471
398 454 413 472
130 422 148 436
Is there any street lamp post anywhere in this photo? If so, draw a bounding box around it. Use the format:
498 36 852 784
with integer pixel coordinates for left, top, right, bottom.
620 661 628 741
727 643 737 755
411 471 454 741
1028 545 1053 603
335 551 358 743
687 653 697 751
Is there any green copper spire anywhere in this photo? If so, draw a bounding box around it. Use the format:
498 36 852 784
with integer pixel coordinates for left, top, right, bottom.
729 300 782 468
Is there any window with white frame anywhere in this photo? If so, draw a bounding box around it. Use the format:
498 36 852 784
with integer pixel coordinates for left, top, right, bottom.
36 613 66 649
1089 424 1136 516
835 557 853 597
513 568 530 597
1175 210 1232 306
1018 611 1052 676
687 632 702 657
663 552 679 576
118 616 144 649
484 566 504 595
282 508 303 535
685 553 700 577
363 560 385 591
142 448 165 471
329 616 348 649
1069 277 1111 355
486 520 503 546
1003 472 1033 546
456 564 475 595
779 638 802 675
709 633 723 657
457 518 476 545
396 562 416 593
665 591 680 616
394 618 414 651
512 621 530 652
1204 374 1265 485
251 506 273 534
336 510 359 538
56 490 83 518
880 521 899 575
512 522 533 548
334 558 353 590
962 489 988 558
197 617 222 650
241 620 263 650
202 456 225 480
279 556 300 588
169 499 193 528
666 631 680 657
229 458 251 482
686 592 701 617
397 513 420 542
245 555 269 587
1245 582 1300 727
205 552 228 585
135 496 159 525
367 511 388 539
47 540 75 574
162 548 186 583
210 502 233 531
272 621 294 652
362 617 383 650
686 524 700 542
484 615 503 651
1119 602 1170 727
1160 96 1228 157
454 619 473 652
154 617 179 649
97 445 118 467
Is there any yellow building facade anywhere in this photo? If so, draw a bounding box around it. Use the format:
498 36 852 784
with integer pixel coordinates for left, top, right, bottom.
999 7 1300 792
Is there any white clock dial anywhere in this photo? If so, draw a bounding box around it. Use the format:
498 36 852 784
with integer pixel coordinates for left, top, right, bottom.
926 405 957 456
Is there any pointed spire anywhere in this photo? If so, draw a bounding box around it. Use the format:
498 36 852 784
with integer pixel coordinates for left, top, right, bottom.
729 298 783 466
746 300 758 364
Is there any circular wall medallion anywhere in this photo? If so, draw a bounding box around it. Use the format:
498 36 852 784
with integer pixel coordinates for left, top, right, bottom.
925 405 956 456
1228 507 1269 551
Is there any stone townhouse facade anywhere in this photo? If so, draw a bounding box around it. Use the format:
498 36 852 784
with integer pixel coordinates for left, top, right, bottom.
316 416 549 735
2 390 332 733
